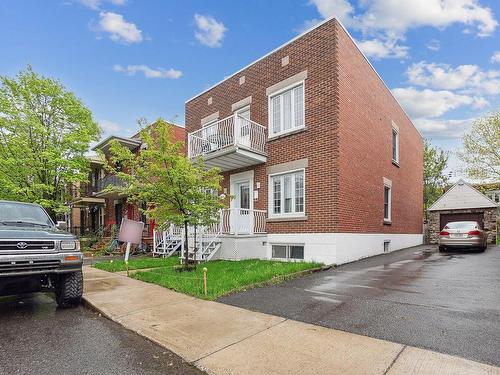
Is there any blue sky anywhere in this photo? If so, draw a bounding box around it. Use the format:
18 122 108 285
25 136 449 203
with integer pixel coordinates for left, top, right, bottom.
1 0 499 176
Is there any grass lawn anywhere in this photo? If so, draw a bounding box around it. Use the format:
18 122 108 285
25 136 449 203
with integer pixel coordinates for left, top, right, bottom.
93 256 179 272
132 259 323 300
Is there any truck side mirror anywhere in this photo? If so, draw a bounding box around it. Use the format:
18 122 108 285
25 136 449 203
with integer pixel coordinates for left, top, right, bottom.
56 221 68 231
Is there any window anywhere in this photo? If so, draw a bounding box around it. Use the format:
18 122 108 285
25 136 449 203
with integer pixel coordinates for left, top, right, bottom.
272 244 304 260
269 170 305 217
384 185 391 222
383 240 390 253
391 126 399 164
269 83 304 137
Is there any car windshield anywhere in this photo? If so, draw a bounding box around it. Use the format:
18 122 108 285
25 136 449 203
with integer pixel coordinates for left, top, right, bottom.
444 221 478 229
0 202 53 227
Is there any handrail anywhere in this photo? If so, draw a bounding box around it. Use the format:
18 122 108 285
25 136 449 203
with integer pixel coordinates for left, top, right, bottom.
188 114 266 158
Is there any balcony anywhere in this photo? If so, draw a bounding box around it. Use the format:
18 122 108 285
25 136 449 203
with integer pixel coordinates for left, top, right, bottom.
94 175 127 198
188 114 267 171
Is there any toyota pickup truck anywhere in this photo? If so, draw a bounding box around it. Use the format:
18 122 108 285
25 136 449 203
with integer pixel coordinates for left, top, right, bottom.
0 200 83 307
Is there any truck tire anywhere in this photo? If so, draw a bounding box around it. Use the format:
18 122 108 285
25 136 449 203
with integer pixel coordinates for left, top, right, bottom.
55 271 83 308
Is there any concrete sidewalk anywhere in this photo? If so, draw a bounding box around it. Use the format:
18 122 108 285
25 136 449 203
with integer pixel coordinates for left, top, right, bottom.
83 266 500 375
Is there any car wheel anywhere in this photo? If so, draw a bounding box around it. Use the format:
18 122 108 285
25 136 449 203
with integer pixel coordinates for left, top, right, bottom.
55 271 83 308
438 245 446 252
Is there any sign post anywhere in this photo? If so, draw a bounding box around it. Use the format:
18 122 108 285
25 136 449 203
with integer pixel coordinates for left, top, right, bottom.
118 218 145 263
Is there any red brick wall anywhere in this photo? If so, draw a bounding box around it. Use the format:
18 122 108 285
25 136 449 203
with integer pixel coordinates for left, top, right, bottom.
186 20 340 234
336 23 423 234
185 18 423 235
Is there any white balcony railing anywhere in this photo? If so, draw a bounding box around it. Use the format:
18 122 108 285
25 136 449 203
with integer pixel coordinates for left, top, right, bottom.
188 114 266 159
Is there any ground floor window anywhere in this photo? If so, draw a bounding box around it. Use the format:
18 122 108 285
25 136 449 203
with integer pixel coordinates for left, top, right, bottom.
271 244 304 260
269 169 305 218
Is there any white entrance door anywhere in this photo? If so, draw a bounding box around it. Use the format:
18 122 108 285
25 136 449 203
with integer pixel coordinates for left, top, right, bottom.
236 107 251 148
233 181 251 234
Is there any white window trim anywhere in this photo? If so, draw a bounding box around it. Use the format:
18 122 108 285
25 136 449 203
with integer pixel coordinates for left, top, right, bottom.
267 80 305 139
391 123 399 164
268 168 305 219
271 243 305 261
383 182 392 223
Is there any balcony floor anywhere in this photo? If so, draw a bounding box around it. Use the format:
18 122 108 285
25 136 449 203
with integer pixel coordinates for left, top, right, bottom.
202 145 267 171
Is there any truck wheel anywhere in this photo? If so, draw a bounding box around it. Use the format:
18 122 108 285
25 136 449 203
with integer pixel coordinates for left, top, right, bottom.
55 271 83 308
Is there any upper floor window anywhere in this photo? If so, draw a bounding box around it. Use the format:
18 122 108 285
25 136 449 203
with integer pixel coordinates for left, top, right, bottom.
269 169 305 218
391 124 399 164
269 83 304 138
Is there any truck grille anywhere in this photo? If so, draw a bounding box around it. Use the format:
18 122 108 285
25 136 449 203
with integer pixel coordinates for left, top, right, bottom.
0 241 55 251
0 259 61 274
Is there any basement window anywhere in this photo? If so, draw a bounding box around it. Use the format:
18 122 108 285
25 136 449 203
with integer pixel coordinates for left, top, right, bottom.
272 244 304 260
383 240 390 253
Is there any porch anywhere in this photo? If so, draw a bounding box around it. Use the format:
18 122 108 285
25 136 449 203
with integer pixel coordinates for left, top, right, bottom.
153 208 267 261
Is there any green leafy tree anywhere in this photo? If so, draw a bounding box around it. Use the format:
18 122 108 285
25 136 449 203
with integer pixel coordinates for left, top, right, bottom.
460 112 500 182
423 139 449 219
104 119 225 266
0 66 100 216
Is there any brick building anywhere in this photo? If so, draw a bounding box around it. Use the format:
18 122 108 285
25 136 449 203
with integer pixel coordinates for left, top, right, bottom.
69 123 185 240
184 18 423 265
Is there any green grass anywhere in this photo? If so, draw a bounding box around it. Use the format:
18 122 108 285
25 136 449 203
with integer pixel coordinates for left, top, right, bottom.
132 259 323 300
93 256 179 272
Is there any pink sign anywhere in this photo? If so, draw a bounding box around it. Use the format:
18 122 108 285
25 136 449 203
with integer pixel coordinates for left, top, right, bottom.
118 218 144 245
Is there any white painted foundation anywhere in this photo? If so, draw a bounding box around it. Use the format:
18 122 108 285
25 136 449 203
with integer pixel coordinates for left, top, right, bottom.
214 232 423 265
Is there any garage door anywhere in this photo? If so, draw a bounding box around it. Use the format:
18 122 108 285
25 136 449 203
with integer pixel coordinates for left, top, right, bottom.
440 212 484 230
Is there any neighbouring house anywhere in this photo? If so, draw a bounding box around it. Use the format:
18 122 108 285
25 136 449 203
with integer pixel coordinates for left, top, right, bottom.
183 17 423 265
428 179 499 244
68 123 186 243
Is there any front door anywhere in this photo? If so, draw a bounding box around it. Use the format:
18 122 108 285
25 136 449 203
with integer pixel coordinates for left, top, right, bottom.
236 107 251 148
233 181 251 234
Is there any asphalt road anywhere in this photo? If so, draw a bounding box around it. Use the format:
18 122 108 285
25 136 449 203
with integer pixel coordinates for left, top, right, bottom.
0 293 204 375
220 244 500 367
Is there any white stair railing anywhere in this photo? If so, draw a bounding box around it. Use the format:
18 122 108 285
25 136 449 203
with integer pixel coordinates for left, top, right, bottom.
158 209 267 262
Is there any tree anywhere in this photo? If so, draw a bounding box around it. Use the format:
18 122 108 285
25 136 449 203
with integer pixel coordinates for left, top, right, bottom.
460 112 500 182
0 66 100 216
423 139 449 219
104 119 225 267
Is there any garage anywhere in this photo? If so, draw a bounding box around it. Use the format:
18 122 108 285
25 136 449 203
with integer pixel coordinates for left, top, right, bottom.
440 212 484 230
428 179 498 244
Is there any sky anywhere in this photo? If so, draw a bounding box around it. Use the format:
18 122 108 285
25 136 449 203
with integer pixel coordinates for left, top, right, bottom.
1 0 499 178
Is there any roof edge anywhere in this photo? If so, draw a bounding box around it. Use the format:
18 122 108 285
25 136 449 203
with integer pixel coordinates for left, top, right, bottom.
428 179 499 211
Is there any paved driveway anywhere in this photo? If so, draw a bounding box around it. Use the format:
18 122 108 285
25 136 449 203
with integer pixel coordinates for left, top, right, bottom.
219 245 500 367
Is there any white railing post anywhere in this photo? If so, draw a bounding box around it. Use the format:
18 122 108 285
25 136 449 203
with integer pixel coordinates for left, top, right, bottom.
233 114 240 146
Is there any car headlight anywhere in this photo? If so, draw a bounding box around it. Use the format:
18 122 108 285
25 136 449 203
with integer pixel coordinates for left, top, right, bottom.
60 240 79 251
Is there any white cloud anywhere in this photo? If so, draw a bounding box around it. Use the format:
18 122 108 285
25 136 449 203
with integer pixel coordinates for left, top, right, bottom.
99 120 121 134
407 61 500 95
79 0 125 10
305 0 498 59
308 0 355 26
113 64 182 79
97 11 143 44
414 118 473 138
392 87 486 118
491 51 500 63
356 37 409 59
194 14 227 48
426 39 441 51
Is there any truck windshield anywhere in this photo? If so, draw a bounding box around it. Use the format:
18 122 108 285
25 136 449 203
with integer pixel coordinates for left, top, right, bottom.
0 202 53 227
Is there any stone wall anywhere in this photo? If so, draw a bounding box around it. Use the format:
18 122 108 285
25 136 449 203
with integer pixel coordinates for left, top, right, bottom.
427 208 498 244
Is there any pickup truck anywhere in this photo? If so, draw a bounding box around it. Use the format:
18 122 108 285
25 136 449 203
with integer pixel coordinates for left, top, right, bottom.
0 200 83 307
